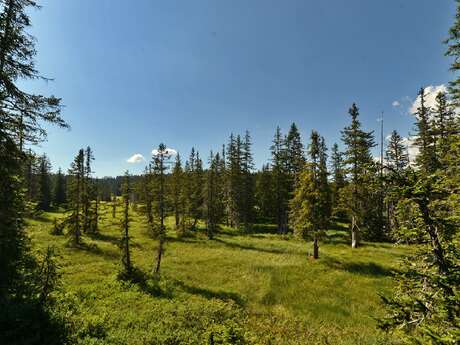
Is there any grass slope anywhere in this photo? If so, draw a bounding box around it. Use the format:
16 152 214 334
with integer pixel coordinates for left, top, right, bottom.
26 204 411 345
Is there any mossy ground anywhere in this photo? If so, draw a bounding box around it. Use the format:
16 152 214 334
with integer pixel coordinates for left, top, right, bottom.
26 203 411 344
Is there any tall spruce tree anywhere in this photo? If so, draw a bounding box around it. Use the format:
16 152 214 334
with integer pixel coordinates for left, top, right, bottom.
204 151 219 239
289 165 323 259
270 126 289 233
142 164 154 232
171 153 183 229
82 146 94 233
384 130 409 236
330 143 346 218
119 171 132 277
318 136 331 228
255 164 275 221
291 131 331 260
381 8 460 341
184 147 203 230
386 130 409 173
151 144 172 275
341 103 376 247
433 91 457 164
67 149 85 245
413 87 437 173
286 122 305 179
226 134 243 228
37 154 52 211
53 167 66 207
241 130 255 231
0 0 67 302
214 151 226 227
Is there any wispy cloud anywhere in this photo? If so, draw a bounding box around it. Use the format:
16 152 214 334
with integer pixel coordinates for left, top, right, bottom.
392 100 400 107
127 153 145 163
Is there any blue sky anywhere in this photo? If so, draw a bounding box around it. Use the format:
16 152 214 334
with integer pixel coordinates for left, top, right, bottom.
23 0 457 176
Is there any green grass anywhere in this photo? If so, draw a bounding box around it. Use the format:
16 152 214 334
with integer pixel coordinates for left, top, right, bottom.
26 204 411 344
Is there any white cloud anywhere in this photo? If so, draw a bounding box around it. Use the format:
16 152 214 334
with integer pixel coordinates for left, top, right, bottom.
409 84 447 115
152 147 177 156
392 100 400 107
401 136 419 165
373 155 383 164
126 153 145 164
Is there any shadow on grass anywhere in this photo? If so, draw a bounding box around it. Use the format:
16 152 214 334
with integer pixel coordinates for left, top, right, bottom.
66 241 119 260
323 231 349 245
324 257 397 277
0 299 70 345
166 233 206 244
218 223 280 236
126 269 245 305
30 213 54 223
87 232 142 248
124 270 175 299
173 279 245 306
88 232 120 244
213 238 289 255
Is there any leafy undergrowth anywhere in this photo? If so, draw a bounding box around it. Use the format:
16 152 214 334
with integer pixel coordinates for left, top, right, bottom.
26 205 411 345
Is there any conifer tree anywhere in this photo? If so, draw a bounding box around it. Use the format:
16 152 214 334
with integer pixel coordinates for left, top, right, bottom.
285 122 305 179
341 103 376 247
92 180 99 233
184 147 203 230
381 9 460 340
220 144 231 226
204 151 219 239
24 150 38 202
214 151 226 226
241 130 255 231
330 143 346 218
290 132 331 258
384 130 409 234
226 134 242 228
386 130 409 173
255 164 275 221
307 131 331 229
224 132 255 230
37 153 52 211
433 91 457 164
318 136 331 227
446 6 460 105
82 146 94 233
53 167 66 207
151 143 172 275
171 153 183 229
119 171 132 277
289 166 321 259
141 165 154 233
67 149 85 245
270 126 289 233
0 0 67 307
413 87 437 173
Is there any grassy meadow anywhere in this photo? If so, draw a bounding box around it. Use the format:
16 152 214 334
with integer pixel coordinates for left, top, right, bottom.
26 203 411 345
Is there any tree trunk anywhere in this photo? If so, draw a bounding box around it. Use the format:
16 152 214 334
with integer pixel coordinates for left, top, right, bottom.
175 208 179 228
154 233 164 274
192 217 198 230
351 215 359 248
124 195 131 273
75 174 81 245
417 199 448 273
313 237 319 259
